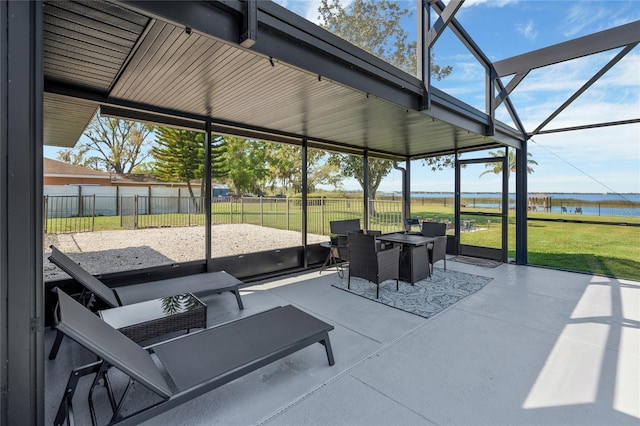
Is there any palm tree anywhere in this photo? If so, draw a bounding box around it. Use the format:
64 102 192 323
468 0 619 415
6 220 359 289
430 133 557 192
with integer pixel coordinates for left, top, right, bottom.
479 149 538 178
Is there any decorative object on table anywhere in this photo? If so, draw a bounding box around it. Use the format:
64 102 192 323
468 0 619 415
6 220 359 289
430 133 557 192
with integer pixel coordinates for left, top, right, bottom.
402 217 421 233
332 268 492 319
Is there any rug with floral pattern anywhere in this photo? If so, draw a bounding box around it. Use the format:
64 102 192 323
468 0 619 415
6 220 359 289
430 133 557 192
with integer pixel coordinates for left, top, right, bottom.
332 268 492 319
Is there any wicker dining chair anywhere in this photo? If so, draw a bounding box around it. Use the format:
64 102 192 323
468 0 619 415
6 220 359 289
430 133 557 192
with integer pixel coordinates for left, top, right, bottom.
421 222 447 272
420 221 447 237
347 232 400 299
429 235 447 273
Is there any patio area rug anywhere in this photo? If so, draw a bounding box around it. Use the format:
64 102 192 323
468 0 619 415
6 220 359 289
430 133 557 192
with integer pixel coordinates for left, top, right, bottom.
449 255 502 268
331 269 493 319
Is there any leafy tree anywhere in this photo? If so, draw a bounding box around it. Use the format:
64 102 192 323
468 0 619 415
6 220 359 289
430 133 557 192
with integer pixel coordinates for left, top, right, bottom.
479 149 538 178
307 150 342 193
317 0 453 196
264 145 342 194
57 113 154 174
221 137 269 195
130 161 157 175
317 0 452 79
266 144 300 194
327 154 391 200
152 128 227 208
422 154 456 172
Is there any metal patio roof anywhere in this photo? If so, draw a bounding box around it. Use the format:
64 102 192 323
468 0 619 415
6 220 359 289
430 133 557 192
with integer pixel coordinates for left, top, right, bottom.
43 0 526 159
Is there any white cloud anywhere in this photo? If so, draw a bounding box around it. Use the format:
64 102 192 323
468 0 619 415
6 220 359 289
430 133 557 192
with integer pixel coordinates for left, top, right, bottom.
303 0 353 25
462 0 518 8
516 20 537 41
304 0 324 24
563 4 610 37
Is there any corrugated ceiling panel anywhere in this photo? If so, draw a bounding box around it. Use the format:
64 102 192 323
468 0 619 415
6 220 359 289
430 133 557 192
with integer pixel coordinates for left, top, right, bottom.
43 0 149 91
44 93 98 147
107 17 498 156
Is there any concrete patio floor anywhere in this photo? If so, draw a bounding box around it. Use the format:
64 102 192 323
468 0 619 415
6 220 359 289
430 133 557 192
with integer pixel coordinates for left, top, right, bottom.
45 260 640 425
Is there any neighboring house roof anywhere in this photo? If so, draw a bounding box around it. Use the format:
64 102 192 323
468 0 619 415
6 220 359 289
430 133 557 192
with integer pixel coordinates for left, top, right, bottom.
43 158 114 181
44 158 229 188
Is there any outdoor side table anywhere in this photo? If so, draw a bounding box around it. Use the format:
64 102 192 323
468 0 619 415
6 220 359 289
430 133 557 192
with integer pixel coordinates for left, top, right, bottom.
319 241 347 278
99 293 207 343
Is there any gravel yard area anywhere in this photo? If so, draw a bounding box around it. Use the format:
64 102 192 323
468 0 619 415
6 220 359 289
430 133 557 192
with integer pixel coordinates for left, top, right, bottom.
44 224 328 281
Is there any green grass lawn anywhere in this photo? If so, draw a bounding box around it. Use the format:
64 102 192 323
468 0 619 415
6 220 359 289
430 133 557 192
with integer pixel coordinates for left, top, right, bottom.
412 204 640 281
47 203 640 281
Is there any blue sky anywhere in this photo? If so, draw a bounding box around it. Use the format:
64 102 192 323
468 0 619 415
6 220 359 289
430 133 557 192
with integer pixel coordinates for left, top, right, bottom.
274 0 640 195
45 1 639 195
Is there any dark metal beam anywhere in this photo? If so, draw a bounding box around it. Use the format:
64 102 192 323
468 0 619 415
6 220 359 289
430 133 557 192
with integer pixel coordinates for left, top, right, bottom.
515 141 528 265
493 76 527 138
418 0 431 109
494 72 528 108
427 0 464 49
363 152 369 229
486 68 496 136
205 120 213 270
403 159 411 221
240 0 257 48
531 43 638 136
0 1 44 424
494 20 640 77
100 105 206 131
302 139 308 266
531 118 640 136
432 1 492 70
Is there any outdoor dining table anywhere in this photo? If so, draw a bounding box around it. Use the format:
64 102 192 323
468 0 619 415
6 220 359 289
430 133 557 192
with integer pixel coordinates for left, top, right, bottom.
376 233 435 284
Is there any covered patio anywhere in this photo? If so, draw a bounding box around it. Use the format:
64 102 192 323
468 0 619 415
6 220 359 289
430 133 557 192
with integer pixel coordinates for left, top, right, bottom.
2 0 639 424
45 262 639 425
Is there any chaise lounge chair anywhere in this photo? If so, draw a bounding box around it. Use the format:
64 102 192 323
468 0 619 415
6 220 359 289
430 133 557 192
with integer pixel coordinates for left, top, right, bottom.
52 288 335 426
48 245 245 359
